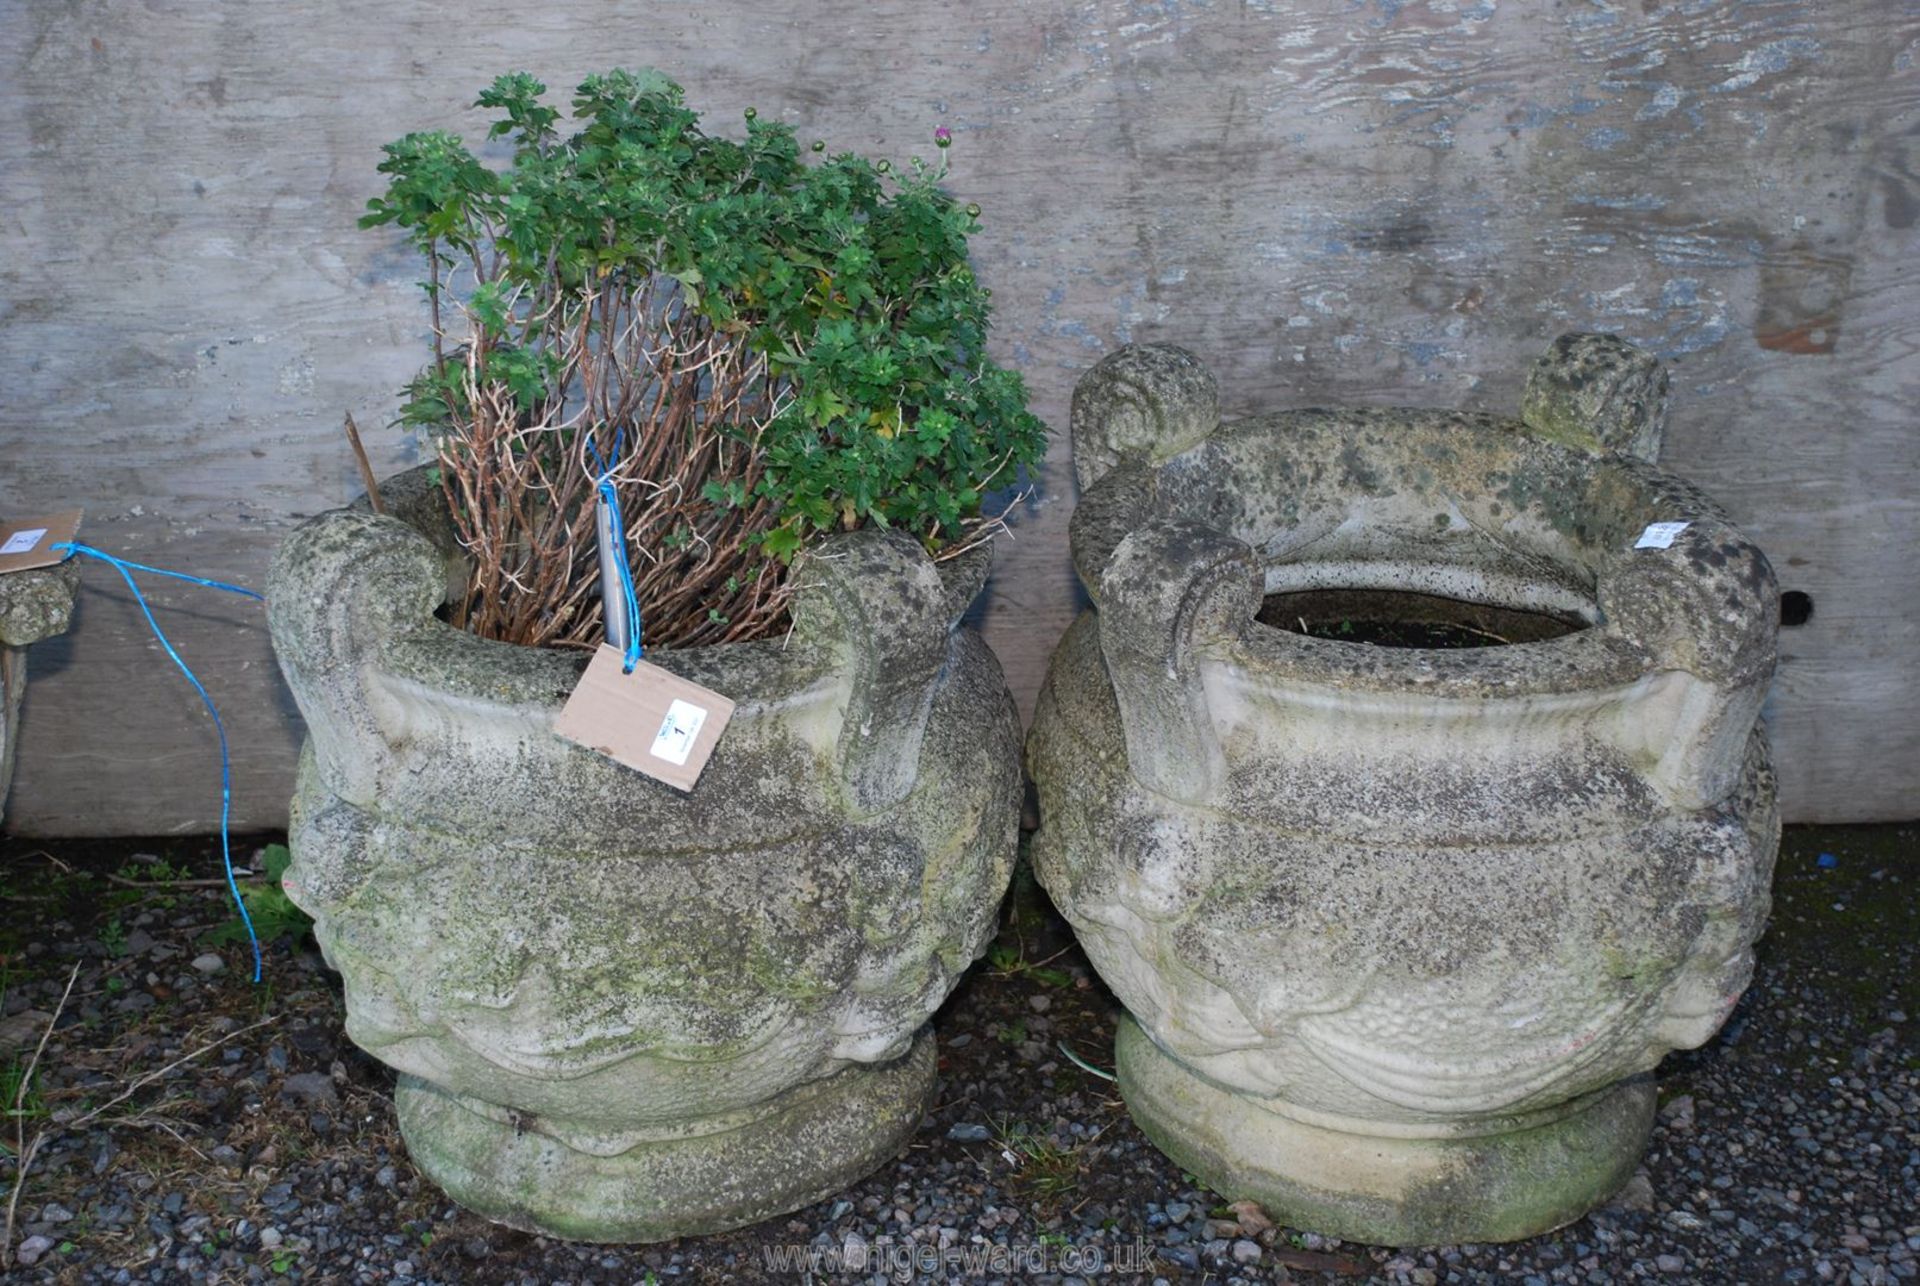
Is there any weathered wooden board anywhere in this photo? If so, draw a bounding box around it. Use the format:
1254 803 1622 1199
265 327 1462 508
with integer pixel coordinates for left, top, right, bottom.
2 0 1915 832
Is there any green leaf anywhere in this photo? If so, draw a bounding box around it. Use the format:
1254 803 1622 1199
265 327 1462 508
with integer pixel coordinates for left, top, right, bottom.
759 526 803 562
260 843 293 882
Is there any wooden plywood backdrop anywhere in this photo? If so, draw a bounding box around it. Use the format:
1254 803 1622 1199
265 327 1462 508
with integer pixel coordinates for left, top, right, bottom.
2 1 1915 832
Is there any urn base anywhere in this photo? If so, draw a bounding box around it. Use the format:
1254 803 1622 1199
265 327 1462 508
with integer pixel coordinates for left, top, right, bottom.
394 1028 937 1243
1115 1016 1654 1247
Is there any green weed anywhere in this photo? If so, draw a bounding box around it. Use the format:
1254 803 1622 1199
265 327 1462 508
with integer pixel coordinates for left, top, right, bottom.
205 845 312 951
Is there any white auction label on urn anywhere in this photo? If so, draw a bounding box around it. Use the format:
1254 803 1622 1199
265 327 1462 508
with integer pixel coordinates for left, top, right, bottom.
552 645 734 791
1 529 47 556
1633 521 1691 550
650 699 708 767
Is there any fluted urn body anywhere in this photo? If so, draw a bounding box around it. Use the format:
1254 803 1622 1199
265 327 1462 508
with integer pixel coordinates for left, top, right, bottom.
268 468 1020 1242
1027 335 1779 1245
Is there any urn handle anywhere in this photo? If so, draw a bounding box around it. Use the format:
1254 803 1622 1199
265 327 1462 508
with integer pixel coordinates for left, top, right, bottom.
793 527 964 816
1598 514 1779 810
267 509 446 802
1096 517 1261 805
1069 463 1158 603
1520 332 1670 463
1071 344 1220 492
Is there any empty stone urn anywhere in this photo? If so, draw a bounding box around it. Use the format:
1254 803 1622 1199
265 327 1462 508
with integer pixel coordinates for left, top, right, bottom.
1027 335 1779 1245
267 467 1020 1242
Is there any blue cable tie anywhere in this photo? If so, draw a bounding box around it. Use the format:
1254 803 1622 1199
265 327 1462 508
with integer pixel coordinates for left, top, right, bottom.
52 541 265 982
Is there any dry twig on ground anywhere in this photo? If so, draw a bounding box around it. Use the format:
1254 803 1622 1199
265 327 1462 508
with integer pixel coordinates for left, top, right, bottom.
1 977 277 1270
3 963 78 1269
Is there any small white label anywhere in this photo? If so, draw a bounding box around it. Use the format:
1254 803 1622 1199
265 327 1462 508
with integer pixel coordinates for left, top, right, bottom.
1634 521 1691 550
650 698 708 767
1 528 47 556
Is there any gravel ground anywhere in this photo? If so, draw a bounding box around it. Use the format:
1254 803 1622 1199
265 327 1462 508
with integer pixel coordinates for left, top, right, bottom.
0 823 1913 1285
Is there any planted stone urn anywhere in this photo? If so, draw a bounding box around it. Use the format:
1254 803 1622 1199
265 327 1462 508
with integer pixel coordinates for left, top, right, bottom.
1027 334 1779 1245
267 467 1020 1242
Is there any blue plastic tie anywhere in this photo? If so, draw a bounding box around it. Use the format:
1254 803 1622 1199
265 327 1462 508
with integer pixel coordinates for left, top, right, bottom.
52 541 265 982
585 435 645 673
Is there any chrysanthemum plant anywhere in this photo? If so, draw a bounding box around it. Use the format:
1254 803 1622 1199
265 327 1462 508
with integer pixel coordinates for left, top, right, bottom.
361 70 1046 649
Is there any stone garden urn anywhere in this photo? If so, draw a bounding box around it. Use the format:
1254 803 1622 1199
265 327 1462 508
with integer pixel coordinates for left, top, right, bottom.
1027 335 1780 1245
267 467 1020 1242
0 561 78 826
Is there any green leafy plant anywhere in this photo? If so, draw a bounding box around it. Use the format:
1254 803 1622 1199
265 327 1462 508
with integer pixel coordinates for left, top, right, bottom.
115 856 187 883
363 70 1046 648
985 942 1073 989
205 845 312 951
111 857 185 912
993 1120 1084 1204
1 1057 48 1128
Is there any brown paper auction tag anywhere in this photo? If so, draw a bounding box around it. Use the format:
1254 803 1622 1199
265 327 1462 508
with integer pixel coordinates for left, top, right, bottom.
0 510 83 575
552 645 735 792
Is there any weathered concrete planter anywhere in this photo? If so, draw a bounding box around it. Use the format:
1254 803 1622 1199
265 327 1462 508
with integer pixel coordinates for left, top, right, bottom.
0 561 78 826
267 468 1020 1242
1028 336 1779 1245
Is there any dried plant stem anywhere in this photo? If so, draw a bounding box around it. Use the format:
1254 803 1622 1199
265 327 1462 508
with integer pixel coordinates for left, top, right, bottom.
67 1018 278 1130
14 850 229 892
342 413 385 515
427 252 797 649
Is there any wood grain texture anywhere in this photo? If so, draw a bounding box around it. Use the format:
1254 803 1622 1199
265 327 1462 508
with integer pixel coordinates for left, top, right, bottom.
1 0 1914 831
